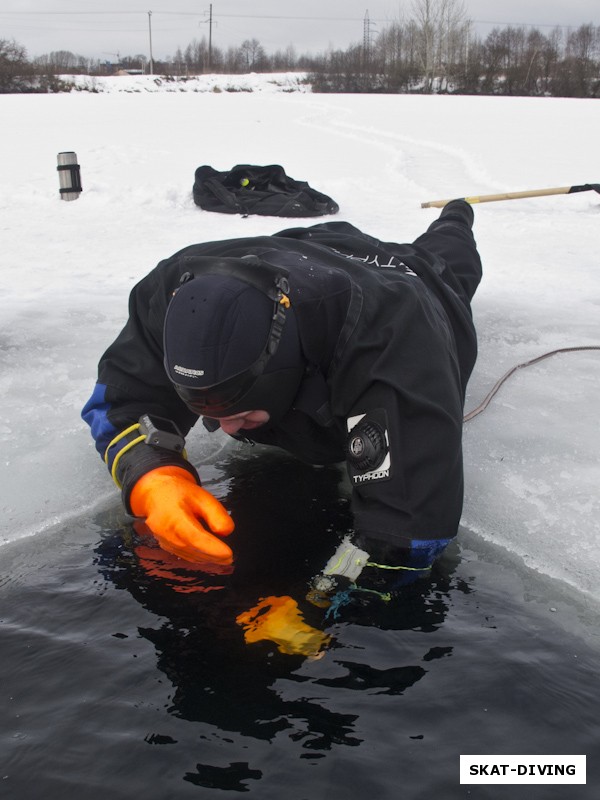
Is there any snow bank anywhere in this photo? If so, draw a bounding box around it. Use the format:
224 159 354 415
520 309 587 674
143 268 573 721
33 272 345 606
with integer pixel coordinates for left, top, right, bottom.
62 72 311 94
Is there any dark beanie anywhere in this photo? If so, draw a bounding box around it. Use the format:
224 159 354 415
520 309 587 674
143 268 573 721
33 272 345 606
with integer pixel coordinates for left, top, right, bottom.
164 274 276 388
163 272 304 410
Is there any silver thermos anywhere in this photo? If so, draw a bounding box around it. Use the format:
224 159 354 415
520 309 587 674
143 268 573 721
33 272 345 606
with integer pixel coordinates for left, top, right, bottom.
57 151 82 201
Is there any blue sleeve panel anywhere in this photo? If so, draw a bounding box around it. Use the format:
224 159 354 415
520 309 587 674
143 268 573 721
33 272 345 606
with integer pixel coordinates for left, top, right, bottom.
409 537 451 565
81 383 119 460
388 537 452 589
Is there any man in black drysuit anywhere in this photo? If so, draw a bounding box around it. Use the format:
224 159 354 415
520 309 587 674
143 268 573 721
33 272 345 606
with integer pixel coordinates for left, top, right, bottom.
82 200 481 601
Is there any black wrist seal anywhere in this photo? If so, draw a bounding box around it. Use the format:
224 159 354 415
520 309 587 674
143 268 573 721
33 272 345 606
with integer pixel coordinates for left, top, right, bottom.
116 442 200 515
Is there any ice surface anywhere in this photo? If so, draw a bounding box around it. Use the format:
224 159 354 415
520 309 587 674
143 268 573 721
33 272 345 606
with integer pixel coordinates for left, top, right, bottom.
1 75 598 600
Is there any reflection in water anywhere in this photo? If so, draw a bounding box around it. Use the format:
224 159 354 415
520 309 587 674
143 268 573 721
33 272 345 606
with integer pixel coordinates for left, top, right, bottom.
237 595 332 657
183 761 263 791
3 450 599 797
94 449 463 768
312 661 426 694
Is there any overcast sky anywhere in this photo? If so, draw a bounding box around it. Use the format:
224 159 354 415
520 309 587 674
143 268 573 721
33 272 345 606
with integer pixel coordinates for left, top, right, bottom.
1 0 598 61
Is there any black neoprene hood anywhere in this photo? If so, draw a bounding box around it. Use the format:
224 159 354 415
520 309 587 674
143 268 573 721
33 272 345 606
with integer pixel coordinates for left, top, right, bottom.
163 271 305 421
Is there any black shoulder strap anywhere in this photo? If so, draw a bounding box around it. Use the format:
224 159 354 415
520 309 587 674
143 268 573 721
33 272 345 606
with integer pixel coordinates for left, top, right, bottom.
179 254 290 303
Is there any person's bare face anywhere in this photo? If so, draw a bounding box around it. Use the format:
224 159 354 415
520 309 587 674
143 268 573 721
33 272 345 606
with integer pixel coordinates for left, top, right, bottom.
209 410 270 435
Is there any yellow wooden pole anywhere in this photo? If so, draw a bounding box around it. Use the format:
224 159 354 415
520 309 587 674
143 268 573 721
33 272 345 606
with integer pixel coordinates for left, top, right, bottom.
421 186 573 208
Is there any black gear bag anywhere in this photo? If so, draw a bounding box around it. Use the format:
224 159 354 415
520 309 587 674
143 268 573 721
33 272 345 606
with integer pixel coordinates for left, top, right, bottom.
192 164 339 218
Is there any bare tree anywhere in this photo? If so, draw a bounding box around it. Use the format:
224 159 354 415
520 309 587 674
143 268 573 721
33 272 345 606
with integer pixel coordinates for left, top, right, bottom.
0 39 34 92
410 0 468 91
184 38 210 73
238 39 269 72
34 50 88 75
271 44 297 72
559 24 600 96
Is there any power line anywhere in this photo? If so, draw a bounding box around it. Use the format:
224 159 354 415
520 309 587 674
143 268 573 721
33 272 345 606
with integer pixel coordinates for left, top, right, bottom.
0 10 591 30
473 19 587 30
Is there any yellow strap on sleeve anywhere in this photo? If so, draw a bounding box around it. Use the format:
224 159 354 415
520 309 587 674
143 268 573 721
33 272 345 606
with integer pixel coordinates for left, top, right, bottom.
104 423 144 489
366 560 433 572
103 421 190 489
104 423 141 465
110 435 146 488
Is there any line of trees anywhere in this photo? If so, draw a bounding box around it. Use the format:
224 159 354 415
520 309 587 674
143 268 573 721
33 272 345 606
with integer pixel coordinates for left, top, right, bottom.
311 19 600 97
1 0 599 97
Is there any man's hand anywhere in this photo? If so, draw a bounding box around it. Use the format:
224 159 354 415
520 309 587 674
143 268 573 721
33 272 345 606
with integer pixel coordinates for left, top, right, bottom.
130 466 235 564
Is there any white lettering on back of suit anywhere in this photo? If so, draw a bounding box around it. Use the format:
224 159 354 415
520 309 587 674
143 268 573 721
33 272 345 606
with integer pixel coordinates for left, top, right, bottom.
331 247 418 276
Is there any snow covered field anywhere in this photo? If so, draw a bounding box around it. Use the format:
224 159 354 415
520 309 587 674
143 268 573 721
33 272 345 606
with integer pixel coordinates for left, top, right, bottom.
1 74 598 604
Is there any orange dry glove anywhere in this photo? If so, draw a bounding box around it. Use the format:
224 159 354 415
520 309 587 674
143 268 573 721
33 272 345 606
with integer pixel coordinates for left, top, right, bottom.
129 465 235 564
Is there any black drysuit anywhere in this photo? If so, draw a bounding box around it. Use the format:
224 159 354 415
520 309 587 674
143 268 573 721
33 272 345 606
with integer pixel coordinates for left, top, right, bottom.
82 219 482 559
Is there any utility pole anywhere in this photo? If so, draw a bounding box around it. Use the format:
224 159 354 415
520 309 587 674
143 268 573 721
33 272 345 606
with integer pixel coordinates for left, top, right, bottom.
200 5 213 71
208 4 213 71
148 11 154 75
363 9 371 62
363 9 376 70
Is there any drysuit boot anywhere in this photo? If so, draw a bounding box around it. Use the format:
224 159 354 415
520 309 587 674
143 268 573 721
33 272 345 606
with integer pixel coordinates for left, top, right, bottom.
438 199 474 229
